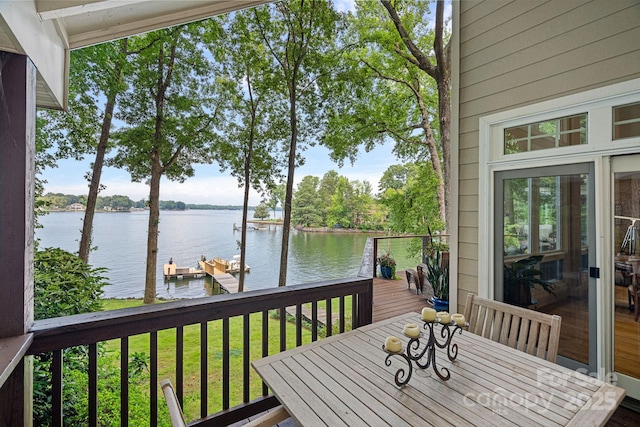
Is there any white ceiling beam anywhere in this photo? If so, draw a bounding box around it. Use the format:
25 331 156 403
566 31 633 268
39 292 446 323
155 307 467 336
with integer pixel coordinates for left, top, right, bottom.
66 0 271 49
36 0 153 20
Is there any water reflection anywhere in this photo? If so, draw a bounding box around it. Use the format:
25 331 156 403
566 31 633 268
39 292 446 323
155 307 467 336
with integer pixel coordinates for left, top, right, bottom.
36 210 378 299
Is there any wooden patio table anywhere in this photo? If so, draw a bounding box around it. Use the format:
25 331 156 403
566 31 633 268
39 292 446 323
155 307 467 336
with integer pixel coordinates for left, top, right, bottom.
252 312 625 427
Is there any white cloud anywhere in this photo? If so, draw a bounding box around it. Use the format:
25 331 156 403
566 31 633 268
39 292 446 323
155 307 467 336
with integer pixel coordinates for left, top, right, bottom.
43 139 396 205
333 0 356 13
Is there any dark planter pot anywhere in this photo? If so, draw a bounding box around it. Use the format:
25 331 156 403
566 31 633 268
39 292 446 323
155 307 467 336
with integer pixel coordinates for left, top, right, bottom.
380 266 393 279
504 281 532 307
433 297 449 312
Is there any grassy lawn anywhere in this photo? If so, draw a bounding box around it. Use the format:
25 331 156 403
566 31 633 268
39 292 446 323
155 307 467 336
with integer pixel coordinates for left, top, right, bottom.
99 298 323 423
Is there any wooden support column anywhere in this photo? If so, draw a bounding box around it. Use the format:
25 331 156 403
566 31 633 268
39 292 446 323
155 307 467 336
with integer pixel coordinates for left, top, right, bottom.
0 51 37 427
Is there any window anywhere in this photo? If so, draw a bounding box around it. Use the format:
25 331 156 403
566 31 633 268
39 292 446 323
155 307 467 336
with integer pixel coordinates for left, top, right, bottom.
504 114 587 154
503 176 562 257
613 102 640 140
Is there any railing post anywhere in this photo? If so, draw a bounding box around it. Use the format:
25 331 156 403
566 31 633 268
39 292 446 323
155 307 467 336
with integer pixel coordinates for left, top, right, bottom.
373 238 378 277
422 236 428 264
357 279 374 327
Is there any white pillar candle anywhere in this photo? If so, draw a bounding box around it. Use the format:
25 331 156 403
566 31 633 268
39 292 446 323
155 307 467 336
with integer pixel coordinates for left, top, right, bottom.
421 307 437 322
451 313 465 325
403 323 420 338
437 311 451 324
385 335 402 353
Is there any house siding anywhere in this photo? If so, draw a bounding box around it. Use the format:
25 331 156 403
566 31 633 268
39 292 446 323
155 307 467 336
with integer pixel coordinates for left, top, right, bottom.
455 0 640 297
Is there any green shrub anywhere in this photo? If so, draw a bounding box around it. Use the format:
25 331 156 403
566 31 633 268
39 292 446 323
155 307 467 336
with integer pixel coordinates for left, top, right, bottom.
33 248 110 426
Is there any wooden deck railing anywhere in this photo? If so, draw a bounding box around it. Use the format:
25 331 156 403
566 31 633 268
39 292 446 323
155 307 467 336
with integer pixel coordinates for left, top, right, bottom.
27 277 373 426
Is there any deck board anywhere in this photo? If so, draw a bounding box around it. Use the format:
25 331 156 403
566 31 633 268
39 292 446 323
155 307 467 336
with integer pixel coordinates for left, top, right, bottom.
372 271 427 322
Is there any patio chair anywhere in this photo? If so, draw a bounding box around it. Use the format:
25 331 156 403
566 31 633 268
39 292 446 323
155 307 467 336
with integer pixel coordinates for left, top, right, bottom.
160 379 187 427
405 268 420 294
416 263 434 301
160 379 290 427
463 294 562 363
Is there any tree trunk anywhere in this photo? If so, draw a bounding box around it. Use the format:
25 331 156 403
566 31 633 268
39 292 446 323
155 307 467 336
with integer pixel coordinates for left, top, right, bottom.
278 87 298 287
238 104 257 292
79 39 127 263
381 0 451 231
437 76 451 231
144 156 162 304
416 86 446 226
78 97 115 263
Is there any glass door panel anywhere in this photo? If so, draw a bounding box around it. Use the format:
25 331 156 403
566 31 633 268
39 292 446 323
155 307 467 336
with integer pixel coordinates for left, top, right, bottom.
613 155 640 390
495 164 595 369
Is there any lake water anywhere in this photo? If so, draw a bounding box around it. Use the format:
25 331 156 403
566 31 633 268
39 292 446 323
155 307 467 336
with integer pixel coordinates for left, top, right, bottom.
35 210 380 299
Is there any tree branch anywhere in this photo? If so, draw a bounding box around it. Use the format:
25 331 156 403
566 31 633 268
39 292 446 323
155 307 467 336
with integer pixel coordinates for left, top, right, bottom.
380 0 437 78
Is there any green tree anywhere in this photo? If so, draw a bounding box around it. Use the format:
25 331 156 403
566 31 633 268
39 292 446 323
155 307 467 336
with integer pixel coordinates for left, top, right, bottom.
318 170 340 226
326 176 353 228
380 0 451 227
379 162 443 234
38 39 133 262
379 164 410 191
209 12 284 291
110 195 134 210
110 24 220 304
252 0 340 286
323 0 450 228
292 175 323 227
33 248 108 425
253 203 271 220
75 39 132 262
266 183 286 219
351 180 376 229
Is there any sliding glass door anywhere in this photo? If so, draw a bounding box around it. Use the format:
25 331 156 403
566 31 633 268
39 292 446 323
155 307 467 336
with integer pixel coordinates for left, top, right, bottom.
612 154 640 399
495 163 596 370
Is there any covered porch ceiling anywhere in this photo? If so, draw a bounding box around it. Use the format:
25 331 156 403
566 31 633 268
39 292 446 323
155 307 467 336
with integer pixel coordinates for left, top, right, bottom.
0 0 271 110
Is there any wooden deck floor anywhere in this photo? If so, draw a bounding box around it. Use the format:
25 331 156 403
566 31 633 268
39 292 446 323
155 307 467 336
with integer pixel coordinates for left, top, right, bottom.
372 271 427 322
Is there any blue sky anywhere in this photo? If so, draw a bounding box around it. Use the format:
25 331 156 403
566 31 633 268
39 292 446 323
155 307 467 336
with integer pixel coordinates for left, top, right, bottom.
40 0 419 205
43 141 396 205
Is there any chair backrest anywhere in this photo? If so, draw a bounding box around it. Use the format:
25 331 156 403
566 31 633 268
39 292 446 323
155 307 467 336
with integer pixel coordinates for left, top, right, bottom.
161 379 187 427
416 264 434 300
463 294 562 363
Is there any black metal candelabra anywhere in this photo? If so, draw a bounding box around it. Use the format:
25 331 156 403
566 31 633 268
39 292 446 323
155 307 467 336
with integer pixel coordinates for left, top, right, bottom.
382 319 467 387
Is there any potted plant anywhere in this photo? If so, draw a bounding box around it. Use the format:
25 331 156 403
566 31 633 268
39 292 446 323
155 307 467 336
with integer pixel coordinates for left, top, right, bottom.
425 248 449 311
377 252 396 279
503 255 555 307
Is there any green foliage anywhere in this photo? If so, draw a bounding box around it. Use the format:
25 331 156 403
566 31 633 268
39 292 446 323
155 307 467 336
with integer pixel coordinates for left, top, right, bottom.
503 255 555 306
33 248 110 425
426 248 449 300
377 252 396 268
128 352 149 378
253 203 271 219
378 162 444 234
34 248 107 319
292 175 323 227
291 171 382 230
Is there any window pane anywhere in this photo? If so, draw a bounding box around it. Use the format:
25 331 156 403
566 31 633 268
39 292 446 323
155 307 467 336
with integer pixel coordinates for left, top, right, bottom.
504 113 587 154
558 129 586 147
531 120 556 137
531 136 556 151
613 102 640 140
503 178 530 256
501 171 590 365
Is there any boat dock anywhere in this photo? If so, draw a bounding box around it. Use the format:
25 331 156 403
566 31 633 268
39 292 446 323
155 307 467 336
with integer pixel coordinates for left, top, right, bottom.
213 273 243 293
163 263 205 280
170 257 332 326
199 257 249 276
